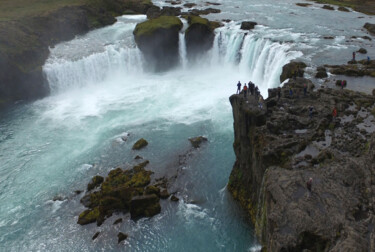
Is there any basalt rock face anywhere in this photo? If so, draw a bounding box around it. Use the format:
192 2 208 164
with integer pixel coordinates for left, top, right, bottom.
0 0 153 108
325 60 375 77
78 160 164 226
228 77 375 251
133 16 183 71
185 15 215 62
280 62 307 83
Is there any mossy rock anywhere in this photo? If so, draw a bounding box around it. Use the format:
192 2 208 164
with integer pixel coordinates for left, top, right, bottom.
77 207 100 225
296 3 312 7
322 5 334 10
133 16 183 71
130 194 161 218
240 21 257 30
357 48 367 54
132 138 148 150
280 62 307 83
185 15 215 61
87 175 104 191
189 136 208 148
145 185 161 196
133 16 182 39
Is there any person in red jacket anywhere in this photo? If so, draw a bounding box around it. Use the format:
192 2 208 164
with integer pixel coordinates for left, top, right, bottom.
243 84 248 99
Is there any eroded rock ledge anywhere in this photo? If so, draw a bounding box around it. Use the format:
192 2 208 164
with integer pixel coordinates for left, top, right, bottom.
228 78 375 251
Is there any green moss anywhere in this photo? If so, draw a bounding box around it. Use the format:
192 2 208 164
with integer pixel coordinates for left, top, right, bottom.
133 16 183 38
77 207 100 225
132 138 149 150
188 15 210 26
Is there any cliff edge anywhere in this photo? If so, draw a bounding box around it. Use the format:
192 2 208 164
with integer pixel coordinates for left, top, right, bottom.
229 78 375 251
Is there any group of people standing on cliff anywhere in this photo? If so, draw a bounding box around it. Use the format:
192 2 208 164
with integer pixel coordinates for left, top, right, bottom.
236 81 263 108
236 81 260 98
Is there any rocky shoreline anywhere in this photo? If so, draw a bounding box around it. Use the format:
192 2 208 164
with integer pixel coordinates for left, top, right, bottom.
228 78 375 251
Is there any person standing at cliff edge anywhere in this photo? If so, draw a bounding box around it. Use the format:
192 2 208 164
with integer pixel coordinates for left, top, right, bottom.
352 52 356 62
243 84 248 99
236 81 241 94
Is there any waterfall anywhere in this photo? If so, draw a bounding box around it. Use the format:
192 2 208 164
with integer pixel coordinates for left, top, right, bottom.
43 21 302 96
179 32 188 69
209 27 303 94
43 45 144 94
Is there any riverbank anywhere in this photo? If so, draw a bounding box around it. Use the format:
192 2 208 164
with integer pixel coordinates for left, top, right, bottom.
229 78 375 251
308 0 375 15
0 0 153 108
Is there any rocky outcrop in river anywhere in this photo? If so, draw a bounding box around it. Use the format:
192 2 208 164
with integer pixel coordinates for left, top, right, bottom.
133 16 183 71
229 77 375 251
0 0 153 107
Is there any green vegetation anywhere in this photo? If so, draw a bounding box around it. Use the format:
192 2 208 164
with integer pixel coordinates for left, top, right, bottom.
0 0 84 21
132 138 149 150
133 16 183 38
308 0 375 15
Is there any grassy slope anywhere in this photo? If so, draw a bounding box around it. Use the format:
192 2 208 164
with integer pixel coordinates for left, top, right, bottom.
309 0 375 15
0 0 86 21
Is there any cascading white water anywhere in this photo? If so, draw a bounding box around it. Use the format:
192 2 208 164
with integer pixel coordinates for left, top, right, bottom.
44 45 144 94
44 21 301 97
208 25 303 94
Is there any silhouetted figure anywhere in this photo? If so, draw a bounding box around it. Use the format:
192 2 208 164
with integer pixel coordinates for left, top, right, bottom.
307 178 313 194
243 84 248 99
236 81 241 94
341 80 345 89
367 56 371 64
249 81 255 95
289 87 293 97
352 51 356 61
255 86 259 98
258 96 264 109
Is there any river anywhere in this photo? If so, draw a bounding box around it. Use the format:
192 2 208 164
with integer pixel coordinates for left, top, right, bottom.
0 0 374 251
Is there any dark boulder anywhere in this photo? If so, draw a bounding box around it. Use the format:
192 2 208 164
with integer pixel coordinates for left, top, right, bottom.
171 195 179 201
146 6 161 19
117 232 128 243
160 189 170 199
130 194 161 218
184 3 197 8
322 5 334 10
240 21 257 30
358 48 367 54
133 16 183 71
280 62 307 83
296 3 311 7
188 8 221 15
185 16 215 61
315 66 328 79
189 136 208 148
113 218 123 225
132 138 149 150
92 232 100 240
364 23 375 35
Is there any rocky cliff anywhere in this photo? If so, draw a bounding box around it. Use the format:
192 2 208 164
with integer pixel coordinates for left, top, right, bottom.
228 78 375 251
0 0 153 107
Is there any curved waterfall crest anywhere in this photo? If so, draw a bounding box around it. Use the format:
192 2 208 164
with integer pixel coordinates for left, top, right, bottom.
43 22 302 95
